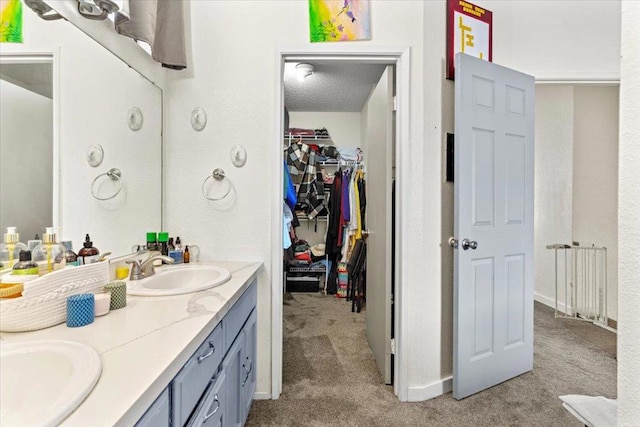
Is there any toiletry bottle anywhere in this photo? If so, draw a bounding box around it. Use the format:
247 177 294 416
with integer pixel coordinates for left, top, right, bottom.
28 234 42 252
158 232 169 256
175 236 184 263
78 234 100 265
32 227 67 275
0 227 28 271
184 246 190 263
61 241 79 267
146 232 158 252
12 250 39 275
168 238 180 264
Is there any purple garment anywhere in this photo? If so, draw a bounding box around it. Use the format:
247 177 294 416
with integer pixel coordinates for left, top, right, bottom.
342 170 351 222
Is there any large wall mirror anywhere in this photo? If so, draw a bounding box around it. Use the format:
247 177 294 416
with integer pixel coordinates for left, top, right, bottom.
0 7 162 258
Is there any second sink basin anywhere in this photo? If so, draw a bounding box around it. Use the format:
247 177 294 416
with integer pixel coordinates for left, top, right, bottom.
0 340 102 427
127 265 231 296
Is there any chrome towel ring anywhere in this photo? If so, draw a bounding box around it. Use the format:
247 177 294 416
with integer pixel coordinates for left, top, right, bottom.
91 168 122 201
202 168 231 201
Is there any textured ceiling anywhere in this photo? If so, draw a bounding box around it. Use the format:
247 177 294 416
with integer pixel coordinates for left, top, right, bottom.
284 61 386 112
0 63 53 99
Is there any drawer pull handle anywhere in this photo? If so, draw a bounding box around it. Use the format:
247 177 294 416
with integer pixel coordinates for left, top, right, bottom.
203 395 220 421
242 357 253 386
198 341 216 363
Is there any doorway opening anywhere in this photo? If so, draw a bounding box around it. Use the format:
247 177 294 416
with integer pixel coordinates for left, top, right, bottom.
271 49 411 401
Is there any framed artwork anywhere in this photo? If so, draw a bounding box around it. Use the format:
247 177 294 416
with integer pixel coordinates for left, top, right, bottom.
446 0 492 80
309 0 371 42
0 0 23 43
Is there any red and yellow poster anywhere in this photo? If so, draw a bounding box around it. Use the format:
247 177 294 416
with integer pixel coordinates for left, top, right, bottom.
447 0 492 79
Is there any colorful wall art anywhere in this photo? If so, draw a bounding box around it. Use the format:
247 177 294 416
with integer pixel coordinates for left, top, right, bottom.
309 0 371 42
0 0 22 43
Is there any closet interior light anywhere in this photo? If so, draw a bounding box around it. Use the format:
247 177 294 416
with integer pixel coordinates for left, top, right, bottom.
296 63 315 81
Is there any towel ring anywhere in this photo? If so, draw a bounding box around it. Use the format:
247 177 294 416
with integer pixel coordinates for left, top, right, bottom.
201 168 231 201
91 168 122 201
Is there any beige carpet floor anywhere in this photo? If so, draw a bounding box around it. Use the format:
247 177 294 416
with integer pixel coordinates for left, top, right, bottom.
246 293 616 426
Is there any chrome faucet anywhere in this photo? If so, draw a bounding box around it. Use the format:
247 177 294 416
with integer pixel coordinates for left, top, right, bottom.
127 253 174 280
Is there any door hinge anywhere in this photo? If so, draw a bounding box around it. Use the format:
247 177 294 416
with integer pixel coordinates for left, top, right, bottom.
392 96 398 111
390 338 395 355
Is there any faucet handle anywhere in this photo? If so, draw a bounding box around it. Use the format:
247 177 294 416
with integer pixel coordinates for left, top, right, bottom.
126 259 142 280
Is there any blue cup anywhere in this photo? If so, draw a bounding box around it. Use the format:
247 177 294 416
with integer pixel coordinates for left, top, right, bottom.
67 294 95 327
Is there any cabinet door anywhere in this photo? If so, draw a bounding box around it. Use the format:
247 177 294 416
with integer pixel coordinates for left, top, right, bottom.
241 309 257 423
222 330 245 427
172 323 223 426
135 387 170 427
188 372 226 427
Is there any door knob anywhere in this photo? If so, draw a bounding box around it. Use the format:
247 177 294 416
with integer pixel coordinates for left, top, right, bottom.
448 237 458 249
461 239 478 250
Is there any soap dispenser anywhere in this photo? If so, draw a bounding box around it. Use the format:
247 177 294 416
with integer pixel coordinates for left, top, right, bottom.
0 227 28 271
32 227 66 275
77 234 100 265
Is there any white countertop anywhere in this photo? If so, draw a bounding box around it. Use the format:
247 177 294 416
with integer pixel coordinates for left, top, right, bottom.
0 261 262 427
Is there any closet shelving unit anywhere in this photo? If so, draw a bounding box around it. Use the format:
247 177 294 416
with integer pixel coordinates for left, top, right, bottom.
284 132 334 146
284 131 336 292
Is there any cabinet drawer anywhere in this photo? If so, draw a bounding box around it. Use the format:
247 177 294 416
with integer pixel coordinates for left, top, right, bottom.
224 280 257 351
188 372 226 427
172 322 224 426
135 387 170 427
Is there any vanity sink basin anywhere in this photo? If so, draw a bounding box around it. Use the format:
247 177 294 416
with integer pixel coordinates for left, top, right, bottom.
127 265 231 296
0 340 102 427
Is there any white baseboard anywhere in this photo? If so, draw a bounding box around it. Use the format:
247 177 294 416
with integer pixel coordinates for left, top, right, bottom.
534 291 571 313
407 376 452 402
253 391 272 400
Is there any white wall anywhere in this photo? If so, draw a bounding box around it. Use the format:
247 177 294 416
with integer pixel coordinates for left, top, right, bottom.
163 0 623 400
0 80 53 242
0 11 162 256
617 1 640 424
533 85 574 309
480 0 621 80
288 112 361 148
165 0 427 400
531 85 619 321
572 86 619 321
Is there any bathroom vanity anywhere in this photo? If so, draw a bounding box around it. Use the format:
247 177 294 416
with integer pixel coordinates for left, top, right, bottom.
0 261 261 426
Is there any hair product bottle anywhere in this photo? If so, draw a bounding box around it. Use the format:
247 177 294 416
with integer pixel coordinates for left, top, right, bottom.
77 234 100 265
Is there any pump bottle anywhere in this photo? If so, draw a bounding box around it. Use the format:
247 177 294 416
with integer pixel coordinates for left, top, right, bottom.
32 227 66 275
0 227 28 271
78 234 100 265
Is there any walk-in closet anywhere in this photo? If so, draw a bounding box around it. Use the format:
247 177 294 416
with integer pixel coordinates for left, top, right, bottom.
281 59 396 388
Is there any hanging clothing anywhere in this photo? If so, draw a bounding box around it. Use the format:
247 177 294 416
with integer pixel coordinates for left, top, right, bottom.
358 173 367 230
283 203 294 249
114 0 187 70
283 160 297 211
284 142 325 219
325 171 343 295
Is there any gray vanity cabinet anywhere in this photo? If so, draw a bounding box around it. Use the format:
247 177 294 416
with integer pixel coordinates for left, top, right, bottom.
240 309 257 421
136 280 257 427
135 387 170 427
188 372 227 426
224 308 257 427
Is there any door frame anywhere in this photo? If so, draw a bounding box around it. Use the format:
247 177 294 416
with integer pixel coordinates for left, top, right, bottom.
271 46 411 400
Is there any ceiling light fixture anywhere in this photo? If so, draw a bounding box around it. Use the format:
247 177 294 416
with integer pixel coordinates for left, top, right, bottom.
296 63 315 81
